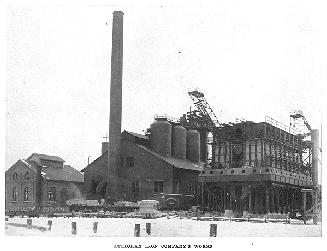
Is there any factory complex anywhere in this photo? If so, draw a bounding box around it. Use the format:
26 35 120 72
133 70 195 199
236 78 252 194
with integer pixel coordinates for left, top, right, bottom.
5 11 321 222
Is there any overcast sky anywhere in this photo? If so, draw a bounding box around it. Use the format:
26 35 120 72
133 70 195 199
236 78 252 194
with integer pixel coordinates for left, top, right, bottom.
5 2 325 173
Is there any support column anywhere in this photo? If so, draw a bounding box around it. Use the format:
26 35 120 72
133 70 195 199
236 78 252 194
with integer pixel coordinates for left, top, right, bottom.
201 181 204 208
248 185 252 213
276 188 280 214
302 192 307 212
286 188 290 212
223 183 226 211
254 190 259 214
229 186 232 210
271 189 275 213
265 185 270 214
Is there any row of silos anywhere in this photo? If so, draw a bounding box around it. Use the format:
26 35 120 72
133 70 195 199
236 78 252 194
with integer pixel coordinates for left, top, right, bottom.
149 118 200 163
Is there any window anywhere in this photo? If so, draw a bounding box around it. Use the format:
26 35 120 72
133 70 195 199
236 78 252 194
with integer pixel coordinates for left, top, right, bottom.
24 187 29 201
90 178 97 194
13 172 18 180
48 187 56 201
132 180 140 195
24 171 30 180
154 180 163 193
12 187 17 201
60 188 68 203
126 157 134 168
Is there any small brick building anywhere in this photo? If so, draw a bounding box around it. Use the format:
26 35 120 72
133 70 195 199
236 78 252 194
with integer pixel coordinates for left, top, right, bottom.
5 153 84 212
82 130 203 202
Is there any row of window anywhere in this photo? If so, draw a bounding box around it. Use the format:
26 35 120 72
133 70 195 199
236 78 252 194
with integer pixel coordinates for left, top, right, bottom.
131 180 163 195
121 157 134 168
48 187 68 202
12 171 30 180
12 187 29 202
11 186 68 202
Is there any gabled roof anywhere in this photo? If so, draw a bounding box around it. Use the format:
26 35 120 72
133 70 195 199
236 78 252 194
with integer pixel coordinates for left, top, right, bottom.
6 158 84 183
40 164 84 183
27 153 65 163
136 144 203 172
81 131 203 173
125 131 148 140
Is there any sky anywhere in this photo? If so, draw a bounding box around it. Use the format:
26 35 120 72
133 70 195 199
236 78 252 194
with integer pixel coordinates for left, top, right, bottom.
4 1 325 173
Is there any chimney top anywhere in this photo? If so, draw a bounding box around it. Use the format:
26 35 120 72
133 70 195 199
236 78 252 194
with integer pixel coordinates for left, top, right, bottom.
113 11 124 15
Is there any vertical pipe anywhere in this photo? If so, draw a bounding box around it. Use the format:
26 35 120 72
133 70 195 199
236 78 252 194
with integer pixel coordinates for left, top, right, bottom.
107 11 124 201
255 140 258 167
229 142 232 168
311 130 319 187
218 142 221 165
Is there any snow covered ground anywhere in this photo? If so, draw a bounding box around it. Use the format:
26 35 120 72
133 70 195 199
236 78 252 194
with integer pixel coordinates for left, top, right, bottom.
5 216 321 237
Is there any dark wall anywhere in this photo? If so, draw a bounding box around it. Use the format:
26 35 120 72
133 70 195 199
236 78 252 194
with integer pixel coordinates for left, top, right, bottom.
173 168 200 195
118 138 174 201
5 160 36 211
83 137 204 202
41 180 84 209
83 154 109 199
5 160 84 211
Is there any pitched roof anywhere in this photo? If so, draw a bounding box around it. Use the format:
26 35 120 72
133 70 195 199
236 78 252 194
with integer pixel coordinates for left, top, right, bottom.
125 131 148 140
27 153 65 163
40 165 84 183
24 160 84 183
81 131 202 173
136 144 203 172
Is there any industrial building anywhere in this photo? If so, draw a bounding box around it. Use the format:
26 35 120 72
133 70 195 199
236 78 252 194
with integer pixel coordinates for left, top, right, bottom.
82 125 203 203
177 91 320 216
99 10 320 217
197 118 316 215
5 153 84 212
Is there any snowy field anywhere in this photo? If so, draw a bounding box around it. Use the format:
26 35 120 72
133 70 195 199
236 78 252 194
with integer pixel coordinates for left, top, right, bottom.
5 216 321 237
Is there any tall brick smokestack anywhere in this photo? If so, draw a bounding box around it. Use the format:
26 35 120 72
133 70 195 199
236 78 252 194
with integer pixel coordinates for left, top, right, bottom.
106 11 124 201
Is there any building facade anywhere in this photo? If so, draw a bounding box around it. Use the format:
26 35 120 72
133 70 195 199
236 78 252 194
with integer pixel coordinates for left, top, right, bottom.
199 118 315 215
5 153 84 212
82 129 203 202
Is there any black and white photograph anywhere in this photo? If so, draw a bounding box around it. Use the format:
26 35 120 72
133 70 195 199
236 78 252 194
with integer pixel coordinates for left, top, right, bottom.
2 0 326 246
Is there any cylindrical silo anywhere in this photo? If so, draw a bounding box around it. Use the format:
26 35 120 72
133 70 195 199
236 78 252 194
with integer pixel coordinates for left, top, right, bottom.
311 129 319 187
150 118 172 157
172 125 187 159
186 129 200 163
